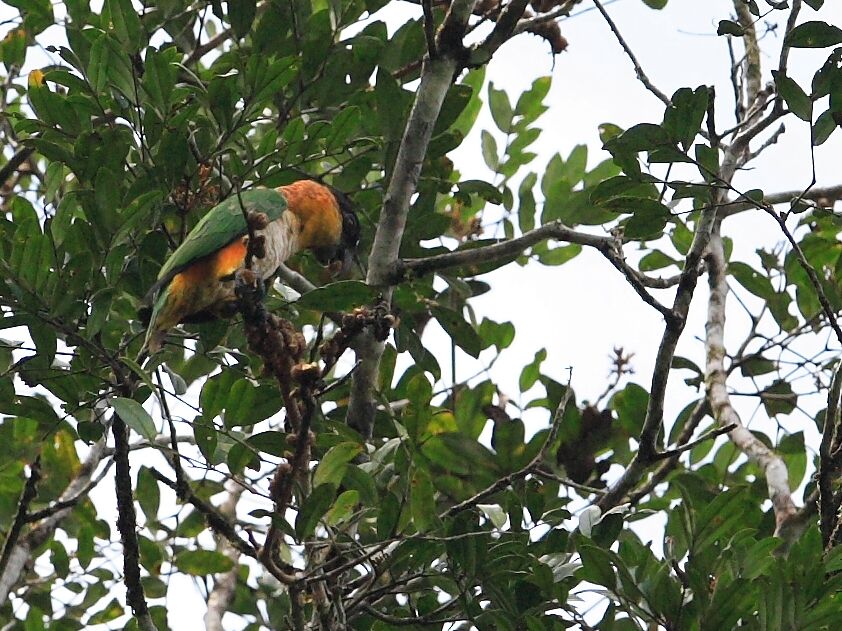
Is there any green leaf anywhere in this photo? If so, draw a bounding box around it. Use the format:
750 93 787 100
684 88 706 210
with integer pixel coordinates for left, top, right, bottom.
136 467 160 523
296 484 337 539
695 143 720 181
201 370 238 420
518 172 537 233
111 397 156 441
313 442 363 487
813 108 836 145
612 383 649 436
107 0 143 52
375 68 407 142
642 0 668 8
772 71 812 122
717 20 745 36
489 82 513 133
729 261 776 300
578 544 616 587
739 355 776 377
663 86 709 149
246 431 285 457
537 244 581 266
520 349 546 392
229 0 257 38
804 0 824 8
481 130 499 170
325 490 360 526
194 418 218 464
786 21 842 48
778 431 806 488
432 306 482 358
143 46 177 113
761 379 797 417
294 281 378 312
421 433 498 477
223 379 258 428
174 550 235 575
410 468 438 532
326 106 362 151
639 250 677 271
515 76 551 122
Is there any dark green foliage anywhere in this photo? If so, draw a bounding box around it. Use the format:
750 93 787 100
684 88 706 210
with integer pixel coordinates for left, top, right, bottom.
0 1 841 629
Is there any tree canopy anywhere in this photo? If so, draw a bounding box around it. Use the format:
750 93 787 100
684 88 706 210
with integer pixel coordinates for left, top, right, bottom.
2 0 842 629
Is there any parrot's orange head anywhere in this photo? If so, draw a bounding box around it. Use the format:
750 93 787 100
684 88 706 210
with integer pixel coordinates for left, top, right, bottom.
280 180 360 274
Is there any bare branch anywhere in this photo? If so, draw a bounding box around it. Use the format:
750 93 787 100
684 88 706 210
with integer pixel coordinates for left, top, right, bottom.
111 411 156 629
204 481 246 631
626 399 710 506
653 423 736 461
422 0 438 58
473 0 531 61
395 222 675 319
705 228 797 537
346 0 479 437
512 0 580 36
722 183 842 218
151 470 258 560
0 147 34 191
734 0 762 112
819 360 842 546
592 0 670 106
0 458 41 581
777 0 802 82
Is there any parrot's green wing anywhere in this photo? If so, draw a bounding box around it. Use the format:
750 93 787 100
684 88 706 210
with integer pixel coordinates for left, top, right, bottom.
156 188 288 283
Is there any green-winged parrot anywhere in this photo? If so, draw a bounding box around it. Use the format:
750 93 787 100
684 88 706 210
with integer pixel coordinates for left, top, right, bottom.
142 180 359 353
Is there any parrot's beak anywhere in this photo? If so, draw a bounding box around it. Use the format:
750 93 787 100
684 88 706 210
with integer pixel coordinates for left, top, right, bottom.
338 247 354 276
314 245 354 277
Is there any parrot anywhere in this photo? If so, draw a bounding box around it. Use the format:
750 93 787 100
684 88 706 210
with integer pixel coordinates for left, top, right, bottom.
141 180 359 354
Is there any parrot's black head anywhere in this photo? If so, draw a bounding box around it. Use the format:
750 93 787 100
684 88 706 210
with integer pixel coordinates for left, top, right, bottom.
314 186 360 276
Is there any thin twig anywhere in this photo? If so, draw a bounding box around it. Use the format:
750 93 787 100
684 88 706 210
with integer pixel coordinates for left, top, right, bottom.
591 0 670 106
652 423 736 461
819 360 842 546
443 382 573 518
0 458 41 579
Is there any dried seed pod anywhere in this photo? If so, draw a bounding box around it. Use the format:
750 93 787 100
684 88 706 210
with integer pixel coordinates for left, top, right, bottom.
291 362 321 383
269 462 293 501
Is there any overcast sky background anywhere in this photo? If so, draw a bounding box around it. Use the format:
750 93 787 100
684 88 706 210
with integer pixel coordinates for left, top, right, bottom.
4 0 842 628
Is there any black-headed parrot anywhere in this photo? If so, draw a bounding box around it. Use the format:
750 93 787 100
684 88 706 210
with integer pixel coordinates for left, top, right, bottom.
141 180 359 353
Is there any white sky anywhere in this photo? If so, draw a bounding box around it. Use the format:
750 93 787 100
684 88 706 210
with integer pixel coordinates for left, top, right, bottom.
4 0 842 628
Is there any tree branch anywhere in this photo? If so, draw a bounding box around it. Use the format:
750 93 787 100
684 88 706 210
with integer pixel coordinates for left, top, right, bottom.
151 471 258 560
394 221 675 319
722 183 842 218
819 360 842 547
0 422 109 605
346 0 479 437
472 0 531 61
705 228 797 537
0 457 41 582
112 411 156 629
626 399 709 506
0 147 34 191
204 480 246 631
592 0 670 106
